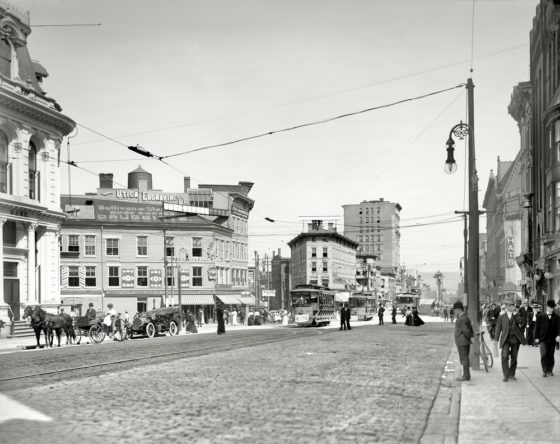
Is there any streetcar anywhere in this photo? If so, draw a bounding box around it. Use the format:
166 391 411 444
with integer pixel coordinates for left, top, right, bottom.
349 292 376 321
394 293 420 309
290 284 336 327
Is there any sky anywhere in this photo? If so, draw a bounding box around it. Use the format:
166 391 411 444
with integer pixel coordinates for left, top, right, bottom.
12 0 539 288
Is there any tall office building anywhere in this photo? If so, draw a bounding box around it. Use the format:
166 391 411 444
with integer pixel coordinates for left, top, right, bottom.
342 199 402 273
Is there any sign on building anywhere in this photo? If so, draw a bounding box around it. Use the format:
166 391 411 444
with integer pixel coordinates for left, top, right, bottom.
122 269 135 288
149 269 162 288
262 290 276 297
505 236 515 268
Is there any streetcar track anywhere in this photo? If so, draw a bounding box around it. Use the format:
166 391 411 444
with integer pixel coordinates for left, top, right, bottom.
0 328 320 384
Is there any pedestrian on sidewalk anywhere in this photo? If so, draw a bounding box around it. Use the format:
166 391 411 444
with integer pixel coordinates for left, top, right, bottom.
453 301 474 381
340 303 351 331
534 299 560 377
391 305 397 324
495 297 527 382
216 306 226 335
378 304 385 325
443 307 449 322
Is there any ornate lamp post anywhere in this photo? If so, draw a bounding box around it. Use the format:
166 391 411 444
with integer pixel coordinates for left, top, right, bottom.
443 78 480 370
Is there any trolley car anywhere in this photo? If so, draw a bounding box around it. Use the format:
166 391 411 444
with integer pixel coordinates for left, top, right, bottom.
349 292 376 321
394 293 420 309
290 284 336 327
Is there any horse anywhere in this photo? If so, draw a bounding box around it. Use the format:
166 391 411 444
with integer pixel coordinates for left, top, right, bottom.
23 306 75 347
22 305 49 348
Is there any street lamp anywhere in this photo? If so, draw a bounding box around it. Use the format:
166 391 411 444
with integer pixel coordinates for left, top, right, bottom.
443 78 481 371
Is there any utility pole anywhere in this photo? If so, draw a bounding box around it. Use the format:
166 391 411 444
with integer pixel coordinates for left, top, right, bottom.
455 210 468 299
254 251 260 310
163 227 168 308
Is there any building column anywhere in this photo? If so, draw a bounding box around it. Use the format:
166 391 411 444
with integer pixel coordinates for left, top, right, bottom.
0 217 8 323
27 222 37 304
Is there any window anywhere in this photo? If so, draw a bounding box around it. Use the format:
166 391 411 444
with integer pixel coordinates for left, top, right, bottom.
0 38 10 78
106 239 119 256
108 266 119 287
321 278 329 288
192 237 202 257
322 261 328 273
323 247 328 258
137 236 148 256
84 235 96 256
0 131 8 193
68 266 79 287
311 247 317 258
3 220 16 246
192 266 202 286
166 266 175 287
85 266 96 287
556 182 560 231
68 234 79 252
555 120 560 163
309 279 318 285
311 261 317 272
165 236 174 257
137 266 148 287
28 142 38 200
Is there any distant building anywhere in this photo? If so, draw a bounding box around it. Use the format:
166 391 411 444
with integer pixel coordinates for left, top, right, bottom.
59 168 254 316
271 249 291 310
342 198 402 272
483 156 523 302
288 220 358 291
0 3 75 322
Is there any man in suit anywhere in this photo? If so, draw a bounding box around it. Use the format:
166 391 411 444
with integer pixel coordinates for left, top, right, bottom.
340 303 351 331
453 301 474 382
378 304 385 325
534 299 560 377
391 305 397 324
494 297 527 382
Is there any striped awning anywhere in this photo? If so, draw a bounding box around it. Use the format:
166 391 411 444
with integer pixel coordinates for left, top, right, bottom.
217 294 242 305
237 294 255 305
181 294 215 305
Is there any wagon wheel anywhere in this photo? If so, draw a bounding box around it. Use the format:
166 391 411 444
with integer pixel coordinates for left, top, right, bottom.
145 322 156 338
73 326 82 345
169 321 179 336
89 324 105 344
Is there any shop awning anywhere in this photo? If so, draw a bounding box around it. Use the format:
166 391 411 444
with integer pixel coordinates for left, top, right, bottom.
181 294 215 305
217 294 242 305
237 294 255 305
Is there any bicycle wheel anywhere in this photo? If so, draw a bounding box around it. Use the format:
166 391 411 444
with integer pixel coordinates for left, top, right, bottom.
482 341 493 369
114 325 127 342
74 326 82 345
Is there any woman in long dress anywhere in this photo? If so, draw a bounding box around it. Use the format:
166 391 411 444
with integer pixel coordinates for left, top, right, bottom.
216 306 226 335
412 307 425 326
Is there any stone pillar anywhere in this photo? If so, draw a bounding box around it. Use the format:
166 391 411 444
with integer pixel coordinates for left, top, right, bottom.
0 217 8 323
27 222 37 304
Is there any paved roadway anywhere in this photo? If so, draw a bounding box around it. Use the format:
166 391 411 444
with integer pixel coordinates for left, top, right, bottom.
0 322 454 443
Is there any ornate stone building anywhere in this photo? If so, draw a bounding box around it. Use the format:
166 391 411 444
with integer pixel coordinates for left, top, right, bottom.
0 2 75 321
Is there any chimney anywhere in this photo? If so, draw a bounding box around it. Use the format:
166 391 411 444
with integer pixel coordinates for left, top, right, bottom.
328 223 334 231
99 173 113 189
184 176 191 192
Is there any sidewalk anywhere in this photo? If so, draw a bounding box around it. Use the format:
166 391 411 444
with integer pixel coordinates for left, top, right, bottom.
458 344 560 444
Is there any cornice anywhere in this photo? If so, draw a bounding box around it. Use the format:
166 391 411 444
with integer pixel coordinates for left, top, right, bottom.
0 85 75 136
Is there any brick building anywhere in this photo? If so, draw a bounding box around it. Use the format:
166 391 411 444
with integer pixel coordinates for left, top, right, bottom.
60 168 254 317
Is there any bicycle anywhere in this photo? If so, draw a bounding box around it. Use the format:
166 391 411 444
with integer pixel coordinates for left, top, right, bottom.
476 330 493 372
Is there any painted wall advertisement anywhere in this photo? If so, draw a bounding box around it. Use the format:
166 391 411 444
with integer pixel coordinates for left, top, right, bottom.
121 269 135 288
149 269 162 288
505 236 515 268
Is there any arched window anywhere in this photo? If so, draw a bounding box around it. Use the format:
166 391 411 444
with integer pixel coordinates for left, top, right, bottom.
0 39 11 78
29 141 38 200
0 132 8 193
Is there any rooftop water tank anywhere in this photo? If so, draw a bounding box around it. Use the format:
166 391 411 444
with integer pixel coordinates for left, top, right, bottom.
128 165 152 190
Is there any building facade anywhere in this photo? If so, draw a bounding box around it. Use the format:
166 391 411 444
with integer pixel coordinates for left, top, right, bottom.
271 249 291 310
60 169 254 317
0 2 75 321
342 198 401 272
530 0 560 304
288 220 358 291
482 156 524 302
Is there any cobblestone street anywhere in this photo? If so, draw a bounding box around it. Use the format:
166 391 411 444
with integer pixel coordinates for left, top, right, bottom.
0 323 454 443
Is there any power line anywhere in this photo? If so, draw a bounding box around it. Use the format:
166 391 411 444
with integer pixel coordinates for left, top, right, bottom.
32 23 101 27
161 84 466 159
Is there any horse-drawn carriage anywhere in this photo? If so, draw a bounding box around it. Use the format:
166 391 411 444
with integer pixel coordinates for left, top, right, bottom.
130 306 182 338
74 314 127 344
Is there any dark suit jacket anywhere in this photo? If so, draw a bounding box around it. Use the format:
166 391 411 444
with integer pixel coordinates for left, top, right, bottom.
535 312 560 343
495 313 527 348
340 307 350 321
454 313 474 346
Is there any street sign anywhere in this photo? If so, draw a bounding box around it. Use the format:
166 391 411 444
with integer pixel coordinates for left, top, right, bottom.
163 202 229 217
262 290 276 297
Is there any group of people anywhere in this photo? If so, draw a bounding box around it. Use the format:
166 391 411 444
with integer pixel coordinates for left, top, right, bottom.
454 298 560 382
338 303 424 330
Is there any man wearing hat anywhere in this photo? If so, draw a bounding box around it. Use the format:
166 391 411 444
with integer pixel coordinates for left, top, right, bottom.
494 297 527 382
453 301 474 381
534 299 560 377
